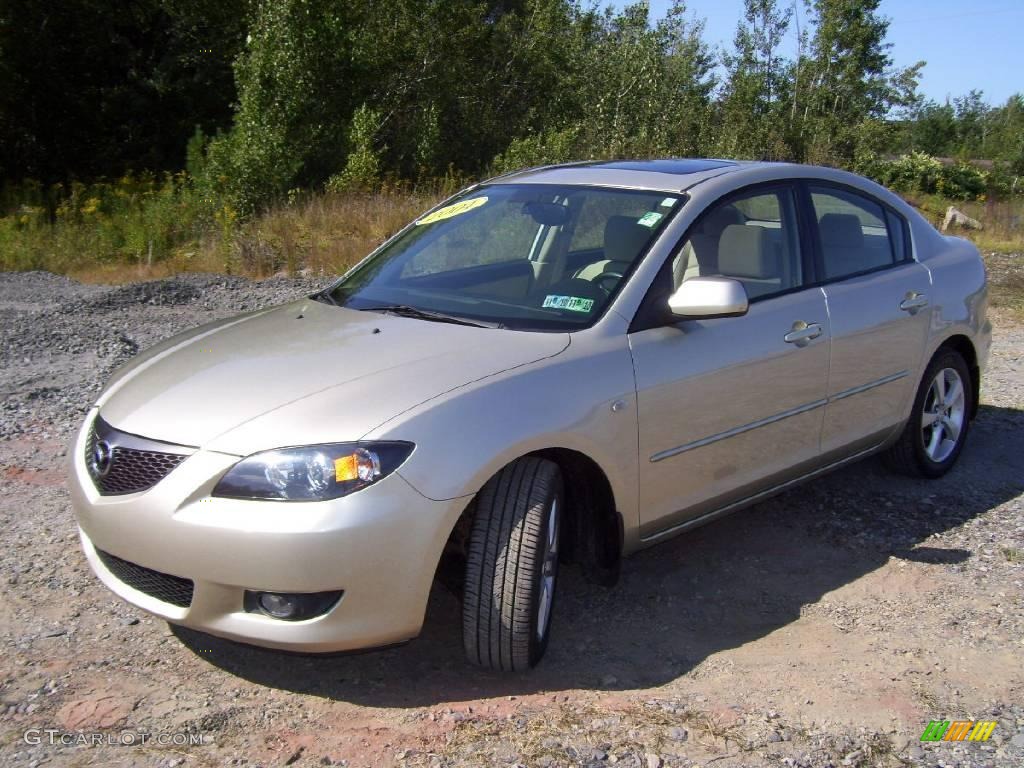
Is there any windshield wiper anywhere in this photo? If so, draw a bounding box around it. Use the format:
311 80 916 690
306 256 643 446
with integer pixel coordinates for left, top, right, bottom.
311 289 337 305
359 304 499 328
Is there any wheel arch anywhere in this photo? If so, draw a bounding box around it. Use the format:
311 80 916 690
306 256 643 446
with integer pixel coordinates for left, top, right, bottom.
436 447 623 595
531 447 623 586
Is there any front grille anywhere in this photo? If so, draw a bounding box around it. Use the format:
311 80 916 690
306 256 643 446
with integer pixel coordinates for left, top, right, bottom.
85 416 190 495
96 549 194 608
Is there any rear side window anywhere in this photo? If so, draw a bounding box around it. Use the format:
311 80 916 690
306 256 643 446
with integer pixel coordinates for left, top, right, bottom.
809 186 895 280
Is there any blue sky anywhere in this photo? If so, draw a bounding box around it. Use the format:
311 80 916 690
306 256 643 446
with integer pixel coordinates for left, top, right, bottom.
631 0 1022 106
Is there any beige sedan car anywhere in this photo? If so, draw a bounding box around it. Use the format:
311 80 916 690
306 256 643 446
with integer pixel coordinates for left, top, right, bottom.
69 159 990 671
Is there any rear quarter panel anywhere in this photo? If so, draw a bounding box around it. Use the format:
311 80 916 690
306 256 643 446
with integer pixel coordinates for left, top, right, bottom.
912 221 991 390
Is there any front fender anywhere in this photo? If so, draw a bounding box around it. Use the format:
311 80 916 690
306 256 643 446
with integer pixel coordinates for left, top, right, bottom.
367 330 640 540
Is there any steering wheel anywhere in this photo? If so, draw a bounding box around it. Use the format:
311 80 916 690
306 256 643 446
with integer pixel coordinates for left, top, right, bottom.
594 271 624 293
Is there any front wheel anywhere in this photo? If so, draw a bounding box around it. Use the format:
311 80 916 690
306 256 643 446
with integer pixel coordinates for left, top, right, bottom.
462 457 563 671
884 349 973 478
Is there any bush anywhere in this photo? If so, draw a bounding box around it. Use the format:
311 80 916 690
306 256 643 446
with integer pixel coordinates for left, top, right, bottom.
491 126 582 175
863 152 1000 201
0 174 204 272
937 162 988 200
868 152 943 195
326 105 383 194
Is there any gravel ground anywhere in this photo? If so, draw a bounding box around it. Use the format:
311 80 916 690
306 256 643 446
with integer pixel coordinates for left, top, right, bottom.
0 269 1021 768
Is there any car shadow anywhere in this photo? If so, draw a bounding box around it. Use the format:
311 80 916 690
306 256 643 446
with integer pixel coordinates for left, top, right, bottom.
173 403 1024 707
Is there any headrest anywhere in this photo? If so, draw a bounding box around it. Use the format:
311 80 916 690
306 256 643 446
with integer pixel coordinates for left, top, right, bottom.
697 204 744 237
718 224 778 279
604 215 652 262
819 213 864 249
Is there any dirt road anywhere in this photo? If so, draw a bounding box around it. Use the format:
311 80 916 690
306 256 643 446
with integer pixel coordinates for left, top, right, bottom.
1 271 1021 768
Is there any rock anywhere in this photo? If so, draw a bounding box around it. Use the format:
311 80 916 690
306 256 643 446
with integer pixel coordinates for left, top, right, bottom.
941 206 983 232
667 726 688 742
768 730 783 743
841 749 863 766
645 754 662 768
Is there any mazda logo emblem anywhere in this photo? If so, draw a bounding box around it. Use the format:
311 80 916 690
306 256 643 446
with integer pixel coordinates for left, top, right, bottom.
91 440 114 477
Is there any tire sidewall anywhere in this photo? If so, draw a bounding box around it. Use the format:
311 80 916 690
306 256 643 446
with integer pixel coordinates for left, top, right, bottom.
911 351 972 477
525 475 564 667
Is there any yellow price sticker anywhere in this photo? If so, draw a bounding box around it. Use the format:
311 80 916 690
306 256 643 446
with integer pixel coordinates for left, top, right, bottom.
416 196 488 226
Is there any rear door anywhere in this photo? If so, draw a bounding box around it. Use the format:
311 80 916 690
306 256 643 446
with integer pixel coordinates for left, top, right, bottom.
805 183 932 456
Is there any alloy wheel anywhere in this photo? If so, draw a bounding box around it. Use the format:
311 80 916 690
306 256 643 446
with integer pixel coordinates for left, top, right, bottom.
921 367 966 463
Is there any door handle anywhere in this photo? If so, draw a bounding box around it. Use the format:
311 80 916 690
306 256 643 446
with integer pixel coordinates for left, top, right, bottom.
899 292 928 313
784 321 823 346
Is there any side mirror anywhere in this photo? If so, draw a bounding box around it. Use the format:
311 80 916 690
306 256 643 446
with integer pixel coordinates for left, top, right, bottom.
668 276 749 319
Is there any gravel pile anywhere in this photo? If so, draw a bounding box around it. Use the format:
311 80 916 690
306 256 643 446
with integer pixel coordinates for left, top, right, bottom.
0 271 328 442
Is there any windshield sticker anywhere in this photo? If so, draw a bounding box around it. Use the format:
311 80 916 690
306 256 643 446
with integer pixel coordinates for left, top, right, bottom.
637 211 663 228
659 197 677 208
415 196 488 226
543 295 594 313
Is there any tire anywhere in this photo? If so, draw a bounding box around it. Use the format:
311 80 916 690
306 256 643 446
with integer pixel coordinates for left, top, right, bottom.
884 348 973 478
462 457 563 671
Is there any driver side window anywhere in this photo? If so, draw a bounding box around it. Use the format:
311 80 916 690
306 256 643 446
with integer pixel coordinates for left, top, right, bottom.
672 188 803 301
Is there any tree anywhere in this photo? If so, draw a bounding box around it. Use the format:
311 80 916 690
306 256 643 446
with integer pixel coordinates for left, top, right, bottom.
797 0 921 163
0 0 247 183
716 0 792 158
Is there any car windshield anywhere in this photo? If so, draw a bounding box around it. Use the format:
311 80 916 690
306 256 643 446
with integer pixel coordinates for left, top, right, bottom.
323 184 683 331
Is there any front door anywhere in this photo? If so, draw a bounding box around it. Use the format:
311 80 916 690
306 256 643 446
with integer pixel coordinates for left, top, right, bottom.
629 184 830 540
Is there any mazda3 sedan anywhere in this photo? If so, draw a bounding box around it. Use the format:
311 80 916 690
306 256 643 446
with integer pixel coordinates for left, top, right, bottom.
70 159 990 671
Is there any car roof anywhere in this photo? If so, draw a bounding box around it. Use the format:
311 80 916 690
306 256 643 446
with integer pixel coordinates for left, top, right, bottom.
487 158 767 193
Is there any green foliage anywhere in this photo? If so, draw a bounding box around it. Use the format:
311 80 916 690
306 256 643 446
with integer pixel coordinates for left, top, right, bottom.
199 0 352 213
2 0 1024 279
492 127 582 174
716 0 792 159
0 174 203 272
936 162 989 200
864 152 943 195
326 105 384 193
862 152 996 201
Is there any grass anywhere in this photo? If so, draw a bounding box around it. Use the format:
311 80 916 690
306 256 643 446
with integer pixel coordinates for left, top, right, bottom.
0 176 448 283
0 176 1021 290
908 194 1024 254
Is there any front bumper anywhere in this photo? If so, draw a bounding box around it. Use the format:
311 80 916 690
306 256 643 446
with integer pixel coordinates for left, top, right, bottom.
69 409 467 652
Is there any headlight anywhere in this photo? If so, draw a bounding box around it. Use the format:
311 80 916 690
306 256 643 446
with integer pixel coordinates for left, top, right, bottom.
212 442 414 501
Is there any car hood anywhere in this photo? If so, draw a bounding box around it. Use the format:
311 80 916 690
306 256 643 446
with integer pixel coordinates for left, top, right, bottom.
98 298 570 454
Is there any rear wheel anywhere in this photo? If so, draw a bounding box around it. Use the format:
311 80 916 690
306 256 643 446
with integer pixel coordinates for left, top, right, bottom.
884 349 972 478
462 457 562 671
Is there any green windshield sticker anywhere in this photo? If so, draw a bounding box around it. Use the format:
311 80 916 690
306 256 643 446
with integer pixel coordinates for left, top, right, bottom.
637 211 663 228
416 196 488 226
660 197 677 208
543 295 595 313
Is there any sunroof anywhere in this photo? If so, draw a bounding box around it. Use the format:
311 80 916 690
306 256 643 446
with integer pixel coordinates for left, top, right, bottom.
586 159 735 174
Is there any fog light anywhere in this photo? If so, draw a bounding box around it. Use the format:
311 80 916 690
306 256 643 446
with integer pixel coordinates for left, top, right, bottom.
258 592 297 619
244 590 343 621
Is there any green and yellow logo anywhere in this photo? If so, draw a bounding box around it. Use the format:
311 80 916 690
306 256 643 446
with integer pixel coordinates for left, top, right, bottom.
920 720 997 742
